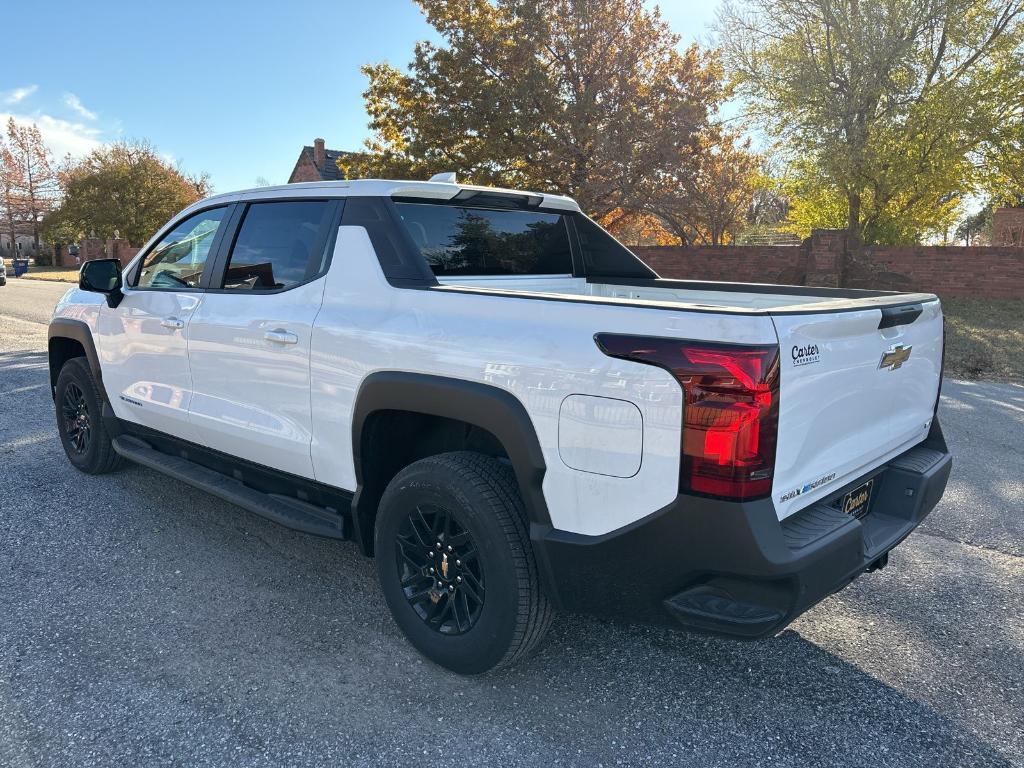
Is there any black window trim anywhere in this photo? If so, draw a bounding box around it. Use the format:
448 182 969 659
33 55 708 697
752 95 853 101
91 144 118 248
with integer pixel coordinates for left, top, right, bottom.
126 203 236 292
200 196 344 295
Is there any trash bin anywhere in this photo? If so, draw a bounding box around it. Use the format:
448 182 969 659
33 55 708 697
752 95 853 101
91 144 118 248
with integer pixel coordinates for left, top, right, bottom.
12 258 29 277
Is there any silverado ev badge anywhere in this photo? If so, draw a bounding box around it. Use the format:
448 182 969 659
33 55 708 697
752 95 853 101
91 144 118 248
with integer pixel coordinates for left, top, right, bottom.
779 471 837 503
791 343 821 367
879 343 913 371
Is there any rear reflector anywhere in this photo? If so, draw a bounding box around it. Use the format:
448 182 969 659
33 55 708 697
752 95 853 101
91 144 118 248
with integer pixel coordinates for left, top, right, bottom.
595 334 780 500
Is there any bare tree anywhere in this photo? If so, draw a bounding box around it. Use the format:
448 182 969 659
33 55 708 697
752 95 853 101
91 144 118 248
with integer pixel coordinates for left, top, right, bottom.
0 139 19 257
4 118 60 253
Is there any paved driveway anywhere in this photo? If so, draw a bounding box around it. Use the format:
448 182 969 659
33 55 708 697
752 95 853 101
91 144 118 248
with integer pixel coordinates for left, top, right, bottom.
1 280 1021 767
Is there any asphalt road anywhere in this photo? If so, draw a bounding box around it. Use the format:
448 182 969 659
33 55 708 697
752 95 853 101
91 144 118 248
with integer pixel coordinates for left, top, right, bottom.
1 278 1022 767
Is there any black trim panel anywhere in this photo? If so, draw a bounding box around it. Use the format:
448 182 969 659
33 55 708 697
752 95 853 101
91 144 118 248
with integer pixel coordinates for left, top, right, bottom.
109 417 354 519
351 371 550 547
47 318 105 401
878 303 923 328
112 434 350 540
532 426 952 636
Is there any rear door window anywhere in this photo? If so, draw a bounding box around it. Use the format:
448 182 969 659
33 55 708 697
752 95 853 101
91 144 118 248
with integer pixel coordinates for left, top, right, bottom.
221 201 334 290
394 203 572 276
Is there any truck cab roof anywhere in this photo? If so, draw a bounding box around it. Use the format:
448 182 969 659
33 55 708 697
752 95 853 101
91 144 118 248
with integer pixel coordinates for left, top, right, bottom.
195 179 582 214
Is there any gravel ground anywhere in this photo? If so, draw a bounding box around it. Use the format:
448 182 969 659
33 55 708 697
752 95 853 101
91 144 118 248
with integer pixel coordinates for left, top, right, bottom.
1 280 1022 767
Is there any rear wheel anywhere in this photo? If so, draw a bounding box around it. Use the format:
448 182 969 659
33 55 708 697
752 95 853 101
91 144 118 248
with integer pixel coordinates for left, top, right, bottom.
375 452 552 674
55 357 123 474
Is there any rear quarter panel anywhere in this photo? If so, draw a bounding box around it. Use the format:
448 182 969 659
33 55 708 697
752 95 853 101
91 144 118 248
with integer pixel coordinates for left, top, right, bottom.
309 227 780 536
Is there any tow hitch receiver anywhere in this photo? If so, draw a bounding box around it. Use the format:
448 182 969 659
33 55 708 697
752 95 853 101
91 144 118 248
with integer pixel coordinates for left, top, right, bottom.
866 552 889 572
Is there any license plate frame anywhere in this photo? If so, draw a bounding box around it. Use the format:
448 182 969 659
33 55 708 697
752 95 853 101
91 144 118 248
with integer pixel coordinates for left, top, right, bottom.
839 478 875 519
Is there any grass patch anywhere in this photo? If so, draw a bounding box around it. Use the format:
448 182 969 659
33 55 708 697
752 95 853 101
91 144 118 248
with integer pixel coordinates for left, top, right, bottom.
942 298 1024 382
14 265 81 283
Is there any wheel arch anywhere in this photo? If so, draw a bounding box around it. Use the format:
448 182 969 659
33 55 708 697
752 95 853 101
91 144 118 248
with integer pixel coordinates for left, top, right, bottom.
351 371 550 555
48 318 105 402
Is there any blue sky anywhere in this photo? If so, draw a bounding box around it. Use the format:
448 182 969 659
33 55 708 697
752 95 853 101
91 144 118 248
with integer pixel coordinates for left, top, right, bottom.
2 1 720 193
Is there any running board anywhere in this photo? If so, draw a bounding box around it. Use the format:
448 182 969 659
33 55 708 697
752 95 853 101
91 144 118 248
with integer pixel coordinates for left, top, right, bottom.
112 435 349 540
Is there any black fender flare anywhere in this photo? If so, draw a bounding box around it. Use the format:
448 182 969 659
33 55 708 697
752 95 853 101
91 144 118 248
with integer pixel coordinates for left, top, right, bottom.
350 371 550 551
47 318 106 402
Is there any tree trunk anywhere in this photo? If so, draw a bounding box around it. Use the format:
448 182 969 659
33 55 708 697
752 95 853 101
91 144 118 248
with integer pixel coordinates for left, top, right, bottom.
843 191 862 287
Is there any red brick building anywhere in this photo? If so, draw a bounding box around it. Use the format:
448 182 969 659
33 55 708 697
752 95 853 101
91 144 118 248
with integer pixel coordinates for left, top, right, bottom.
287 138 362 183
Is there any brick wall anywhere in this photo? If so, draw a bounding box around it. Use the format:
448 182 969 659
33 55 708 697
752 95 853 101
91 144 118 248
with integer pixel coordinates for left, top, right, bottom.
861 245 1024 298
634 229 1024 299
61 238 140 268
289 151 321 183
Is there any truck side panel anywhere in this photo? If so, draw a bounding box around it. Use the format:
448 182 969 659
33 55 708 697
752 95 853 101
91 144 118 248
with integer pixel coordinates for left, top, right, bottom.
309 226 780 537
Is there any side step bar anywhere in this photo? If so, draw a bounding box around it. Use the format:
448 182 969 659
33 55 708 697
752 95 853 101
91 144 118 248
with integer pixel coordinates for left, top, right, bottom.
112 435 349 540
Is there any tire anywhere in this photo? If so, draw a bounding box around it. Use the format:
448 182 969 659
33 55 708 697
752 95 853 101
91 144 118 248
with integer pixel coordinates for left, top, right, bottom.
55 357 123 474
375 451 553 674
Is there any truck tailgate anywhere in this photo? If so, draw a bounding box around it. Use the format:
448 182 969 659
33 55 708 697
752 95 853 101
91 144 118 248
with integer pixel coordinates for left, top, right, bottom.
770 300 943 520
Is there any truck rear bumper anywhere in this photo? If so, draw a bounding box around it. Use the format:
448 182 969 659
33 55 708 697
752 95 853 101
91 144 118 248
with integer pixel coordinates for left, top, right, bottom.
532 429 952 638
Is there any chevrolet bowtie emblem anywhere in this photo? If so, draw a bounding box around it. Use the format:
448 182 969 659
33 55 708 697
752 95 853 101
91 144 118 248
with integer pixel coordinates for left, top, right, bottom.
879 344 913 371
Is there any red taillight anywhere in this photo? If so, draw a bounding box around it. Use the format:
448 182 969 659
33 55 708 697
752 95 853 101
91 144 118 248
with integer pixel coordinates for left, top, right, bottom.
595 334 780 500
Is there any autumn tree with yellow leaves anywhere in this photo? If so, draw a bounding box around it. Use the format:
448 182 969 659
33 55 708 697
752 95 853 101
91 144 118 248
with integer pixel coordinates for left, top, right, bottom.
352 0 760 245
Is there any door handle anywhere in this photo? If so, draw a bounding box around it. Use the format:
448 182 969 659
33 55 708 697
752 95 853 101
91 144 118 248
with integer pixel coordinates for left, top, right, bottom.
160 316 185 330
264 329 299 345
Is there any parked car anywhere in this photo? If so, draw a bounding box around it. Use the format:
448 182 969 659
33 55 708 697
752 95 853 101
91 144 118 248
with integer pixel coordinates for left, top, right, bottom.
0 257 6 286
47 178 951 673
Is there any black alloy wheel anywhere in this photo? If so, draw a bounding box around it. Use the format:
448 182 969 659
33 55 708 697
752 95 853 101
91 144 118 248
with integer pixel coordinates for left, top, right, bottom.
395 504 485 635
61 382 92 455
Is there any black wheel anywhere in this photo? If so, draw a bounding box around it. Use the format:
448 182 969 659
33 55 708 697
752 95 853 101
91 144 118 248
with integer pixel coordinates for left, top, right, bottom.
55 357 123 474
375 452 553 674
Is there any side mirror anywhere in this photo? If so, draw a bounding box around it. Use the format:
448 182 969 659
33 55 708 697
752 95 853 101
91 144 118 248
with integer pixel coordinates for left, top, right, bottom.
79 258 124 308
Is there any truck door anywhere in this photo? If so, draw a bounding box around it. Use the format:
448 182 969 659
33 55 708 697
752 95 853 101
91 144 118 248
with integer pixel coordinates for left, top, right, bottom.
185 199 339 478
96 206 231 443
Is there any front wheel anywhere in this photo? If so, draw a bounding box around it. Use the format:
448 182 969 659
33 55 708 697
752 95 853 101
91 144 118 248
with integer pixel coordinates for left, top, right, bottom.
55 357 123 474
375 452 552 674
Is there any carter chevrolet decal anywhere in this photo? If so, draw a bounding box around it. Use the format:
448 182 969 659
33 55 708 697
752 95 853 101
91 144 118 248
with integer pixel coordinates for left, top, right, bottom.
791 343 821 367
779 472 837 503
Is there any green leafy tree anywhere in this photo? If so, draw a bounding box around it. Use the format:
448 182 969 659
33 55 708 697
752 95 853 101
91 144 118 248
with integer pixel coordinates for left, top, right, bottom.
718 0 1024 255
44 140 210 247
354 0 723 220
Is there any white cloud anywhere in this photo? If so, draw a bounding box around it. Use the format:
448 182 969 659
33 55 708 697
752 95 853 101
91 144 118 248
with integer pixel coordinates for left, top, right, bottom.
2 85 38 105
63 93 97 121
0 111 102 159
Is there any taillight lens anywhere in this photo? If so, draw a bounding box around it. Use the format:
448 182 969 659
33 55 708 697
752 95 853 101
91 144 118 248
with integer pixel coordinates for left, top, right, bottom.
595 334 780 500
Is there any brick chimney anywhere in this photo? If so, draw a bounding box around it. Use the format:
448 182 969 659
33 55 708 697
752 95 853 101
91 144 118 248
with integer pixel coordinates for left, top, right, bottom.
313 138 326 170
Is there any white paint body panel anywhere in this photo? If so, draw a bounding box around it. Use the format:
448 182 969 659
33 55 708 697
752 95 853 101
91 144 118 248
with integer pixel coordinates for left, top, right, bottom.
52 180 945 538
770 301 943 519
308 226 778 536
186 279 327 477
95 288 204 443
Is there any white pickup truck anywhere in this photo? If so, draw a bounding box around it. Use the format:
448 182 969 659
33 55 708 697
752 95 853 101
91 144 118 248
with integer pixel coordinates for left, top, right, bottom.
49 178 951 673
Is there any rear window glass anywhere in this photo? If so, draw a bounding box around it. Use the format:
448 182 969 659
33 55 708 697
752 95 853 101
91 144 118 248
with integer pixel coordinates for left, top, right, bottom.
222 201 332 290
394 203 573 276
